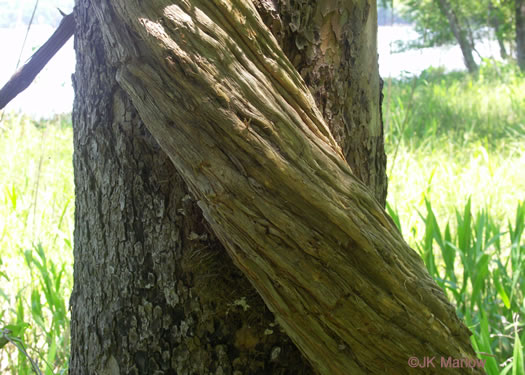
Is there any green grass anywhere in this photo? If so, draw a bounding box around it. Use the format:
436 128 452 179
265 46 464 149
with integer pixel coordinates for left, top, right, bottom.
385 61 525 243
0 60 524 374
385 60 525 147
0 113 73 374
385 60 525 374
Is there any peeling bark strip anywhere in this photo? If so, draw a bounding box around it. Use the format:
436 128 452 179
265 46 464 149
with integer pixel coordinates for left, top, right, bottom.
92 1 480 373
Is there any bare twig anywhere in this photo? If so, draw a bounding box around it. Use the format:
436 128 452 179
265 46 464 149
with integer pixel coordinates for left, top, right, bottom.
1 328 42 375
0 12 75 110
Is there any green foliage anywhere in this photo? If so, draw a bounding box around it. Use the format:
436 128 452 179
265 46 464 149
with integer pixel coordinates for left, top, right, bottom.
386 62 525 373
0 113 73 374
396 0 458 50
395 0 514 54
1 321 42 375
391 198 525 373
385 61 525 150
488 0 515 47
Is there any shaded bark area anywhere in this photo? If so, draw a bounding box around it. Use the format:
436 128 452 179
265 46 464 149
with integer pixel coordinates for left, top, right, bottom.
69 1 312 374
436 0 478 73
87 1 482 374
517 0 525 70
254 0 387 206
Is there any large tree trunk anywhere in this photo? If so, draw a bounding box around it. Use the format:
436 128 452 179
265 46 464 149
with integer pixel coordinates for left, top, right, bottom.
69 3 311 375
70 0 386 374
517 0 525 70
67 0 483 374
436 0 478 73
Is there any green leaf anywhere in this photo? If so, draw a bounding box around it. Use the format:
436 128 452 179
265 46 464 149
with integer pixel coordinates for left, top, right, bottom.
512 328 524 375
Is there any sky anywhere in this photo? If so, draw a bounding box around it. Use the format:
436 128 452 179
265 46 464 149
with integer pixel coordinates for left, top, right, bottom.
0 2 501 118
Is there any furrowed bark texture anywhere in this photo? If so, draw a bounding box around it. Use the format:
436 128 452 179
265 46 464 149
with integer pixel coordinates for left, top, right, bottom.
70 1 313 374
86 0 481 373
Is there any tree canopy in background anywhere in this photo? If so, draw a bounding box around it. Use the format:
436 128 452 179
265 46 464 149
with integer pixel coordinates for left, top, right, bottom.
397 1 507 48
381 0 522 71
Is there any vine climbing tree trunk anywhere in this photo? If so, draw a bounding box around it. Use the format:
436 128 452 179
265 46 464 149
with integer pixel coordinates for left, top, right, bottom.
70 0 387 374
69 0 481 374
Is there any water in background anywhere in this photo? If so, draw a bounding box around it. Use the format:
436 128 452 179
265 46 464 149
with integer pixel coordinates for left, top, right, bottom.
378 25 501 77
0 24 501 118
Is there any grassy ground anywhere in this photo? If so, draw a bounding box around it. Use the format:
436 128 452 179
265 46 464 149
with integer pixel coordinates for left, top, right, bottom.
0 113 73 374
384 61 525 374
385 61 525 245
0 60 524 374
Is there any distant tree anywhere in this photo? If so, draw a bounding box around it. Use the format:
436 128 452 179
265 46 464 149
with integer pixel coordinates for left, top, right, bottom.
488 1 509 58
391 0 523 71
391 0 480 72
517 0 525 69
436 0 478 72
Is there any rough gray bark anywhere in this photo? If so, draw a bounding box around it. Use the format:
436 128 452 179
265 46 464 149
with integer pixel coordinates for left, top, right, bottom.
69 0 481 374
517 0 525 70
437 0 478 73
69 0 387 374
